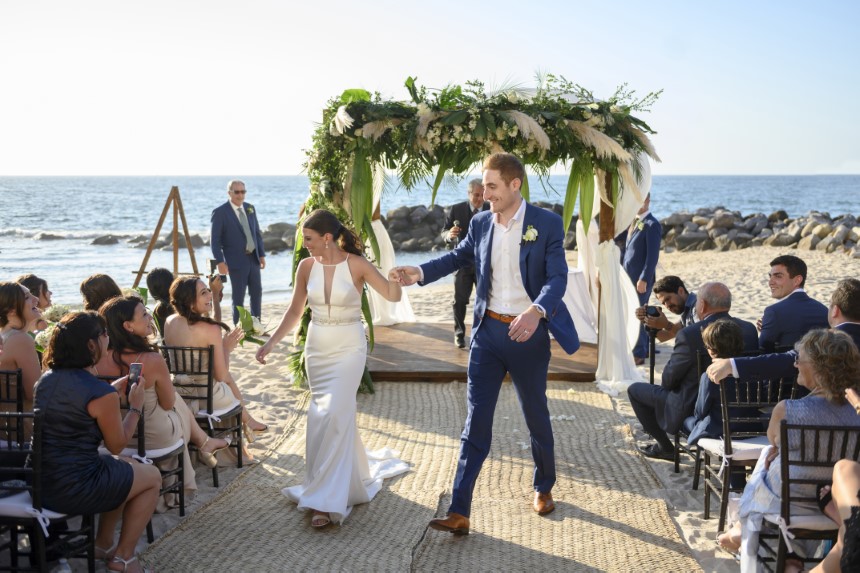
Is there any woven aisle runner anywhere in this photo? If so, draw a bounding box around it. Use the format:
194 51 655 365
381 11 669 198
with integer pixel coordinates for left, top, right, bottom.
141 383 700 572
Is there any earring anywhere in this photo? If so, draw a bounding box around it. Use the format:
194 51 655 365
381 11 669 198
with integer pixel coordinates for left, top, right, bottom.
325 240 329 249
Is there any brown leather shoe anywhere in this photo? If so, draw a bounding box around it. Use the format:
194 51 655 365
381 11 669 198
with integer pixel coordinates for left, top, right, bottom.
428 512 470 535
534 491 555 515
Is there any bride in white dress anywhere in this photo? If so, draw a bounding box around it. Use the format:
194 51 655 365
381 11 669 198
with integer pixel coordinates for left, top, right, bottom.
256 209 409 528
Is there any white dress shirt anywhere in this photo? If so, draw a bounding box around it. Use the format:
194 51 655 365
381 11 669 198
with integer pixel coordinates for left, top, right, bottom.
487 199 533 316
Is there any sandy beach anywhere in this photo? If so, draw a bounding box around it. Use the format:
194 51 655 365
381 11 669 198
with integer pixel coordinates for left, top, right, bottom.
111 246 858 571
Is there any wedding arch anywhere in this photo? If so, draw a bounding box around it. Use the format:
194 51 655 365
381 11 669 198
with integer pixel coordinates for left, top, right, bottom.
289 75 662 391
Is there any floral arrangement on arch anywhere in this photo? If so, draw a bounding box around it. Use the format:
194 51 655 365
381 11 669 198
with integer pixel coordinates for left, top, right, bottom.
303 74 661 244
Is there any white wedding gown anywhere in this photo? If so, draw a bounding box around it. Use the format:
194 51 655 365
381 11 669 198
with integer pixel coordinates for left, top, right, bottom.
282 256 409 523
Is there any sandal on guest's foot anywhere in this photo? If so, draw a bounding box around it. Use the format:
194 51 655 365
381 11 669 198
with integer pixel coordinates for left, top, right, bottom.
198 436 231 468
95 544 115 561
108 554 153 572
311 511 331 528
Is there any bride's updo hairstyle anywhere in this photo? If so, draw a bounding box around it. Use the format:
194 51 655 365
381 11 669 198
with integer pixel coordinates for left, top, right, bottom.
169 277 229 332
42 311 106 370
302 209 363 256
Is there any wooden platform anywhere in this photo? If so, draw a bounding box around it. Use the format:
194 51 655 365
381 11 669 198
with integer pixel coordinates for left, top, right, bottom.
367 322 597 382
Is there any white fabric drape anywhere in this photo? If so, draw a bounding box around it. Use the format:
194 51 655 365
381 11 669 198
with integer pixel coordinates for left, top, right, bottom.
366 181 416 325
594 236 644 395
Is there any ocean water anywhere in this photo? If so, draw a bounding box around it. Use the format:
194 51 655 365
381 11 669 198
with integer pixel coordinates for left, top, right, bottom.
1 174 858 305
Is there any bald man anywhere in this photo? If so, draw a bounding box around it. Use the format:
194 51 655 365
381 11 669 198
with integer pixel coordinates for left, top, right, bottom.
628 282 758 459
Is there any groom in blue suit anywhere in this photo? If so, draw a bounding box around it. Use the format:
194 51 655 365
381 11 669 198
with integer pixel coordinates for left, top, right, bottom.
395 153 579 535
211 179 266 324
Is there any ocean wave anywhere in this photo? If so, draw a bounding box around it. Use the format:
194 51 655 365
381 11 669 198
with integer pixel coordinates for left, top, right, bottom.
0 228 209 240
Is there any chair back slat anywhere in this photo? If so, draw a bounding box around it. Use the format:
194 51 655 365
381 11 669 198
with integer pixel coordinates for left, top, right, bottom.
719 378 792 455
160 345 216 414
779 421 860 524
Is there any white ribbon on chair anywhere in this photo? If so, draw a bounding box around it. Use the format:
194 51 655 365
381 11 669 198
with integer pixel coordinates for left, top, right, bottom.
132 454 153 465
200 413 222 430
717 453 733 480
25 507 51 538
775 516 797 554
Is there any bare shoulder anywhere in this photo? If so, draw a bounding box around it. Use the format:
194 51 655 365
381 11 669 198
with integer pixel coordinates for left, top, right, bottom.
4 330 35 350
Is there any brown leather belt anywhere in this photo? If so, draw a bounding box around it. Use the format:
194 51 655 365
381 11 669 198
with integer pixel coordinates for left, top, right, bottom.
485 309 517 324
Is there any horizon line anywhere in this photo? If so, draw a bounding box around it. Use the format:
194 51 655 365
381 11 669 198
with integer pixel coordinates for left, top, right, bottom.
1 172 859 178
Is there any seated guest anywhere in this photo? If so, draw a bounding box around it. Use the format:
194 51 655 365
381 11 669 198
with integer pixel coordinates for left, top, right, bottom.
682 319 745 446
628 282 758 459
95 296 230 508
146 267 174 337
808 459 860 573
15 274 52 311
635 275 698 342
163 277 265 458
80 273 123 312
35 311 161 573
15 274 52 331
758 254 828 352
0 282 43 422
707 278 860 384
717 329 860 566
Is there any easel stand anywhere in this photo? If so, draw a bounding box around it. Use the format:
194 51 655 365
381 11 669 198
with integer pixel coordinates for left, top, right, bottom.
132 186 200 288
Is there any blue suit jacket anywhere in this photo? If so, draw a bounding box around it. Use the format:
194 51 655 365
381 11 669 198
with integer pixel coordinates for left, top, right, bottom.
736 322 860 381
621 213 662 285
210 201 266 269
419 203 580 355
758 290 829 351
657 311 759 434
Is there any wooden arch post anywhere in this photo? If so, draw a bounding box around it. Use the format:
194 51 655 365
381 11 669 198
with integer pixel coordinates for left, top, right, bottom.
132 186 200 287
596 172 616 346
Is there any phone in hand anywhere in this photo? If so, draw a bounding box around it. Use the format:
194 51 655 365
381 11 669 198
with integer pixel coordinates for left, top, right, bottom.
128 362 143 396
209 259 228 284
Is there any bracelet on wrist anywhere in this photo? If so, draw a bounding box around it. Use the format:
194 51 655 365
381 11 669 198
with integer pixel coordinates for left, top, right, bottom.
128 406 143 417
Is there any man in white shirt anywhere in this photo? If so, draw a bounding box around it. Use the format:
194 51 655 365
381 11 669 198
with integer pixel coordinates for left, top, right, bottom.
394 153 579 535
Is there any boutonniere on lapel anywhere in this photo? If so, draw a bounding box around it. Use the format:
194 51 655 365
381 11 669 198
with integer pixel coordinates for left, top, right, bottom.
521 225 538 244
635 219 645 232
245 206 254 215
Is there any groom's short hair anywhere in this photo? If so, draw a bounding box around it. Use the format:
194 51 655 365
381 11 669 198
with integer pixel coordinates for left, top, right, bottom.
653 276 687 296
227 179 245 192
483 153 525 186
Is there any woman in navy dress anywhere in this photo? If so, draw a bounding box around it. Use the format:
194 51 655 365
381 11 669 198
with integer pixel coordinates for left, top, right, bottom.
35 311 161 572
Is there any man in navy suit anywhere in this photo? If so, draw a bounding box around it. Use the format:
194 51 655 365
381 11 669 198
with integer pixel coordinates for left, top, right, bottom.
707 278 860 384
394 153 579 534
757 254 828 351
621 194 662 364
210 179 266 324
627 282 758 459
442 179 490 348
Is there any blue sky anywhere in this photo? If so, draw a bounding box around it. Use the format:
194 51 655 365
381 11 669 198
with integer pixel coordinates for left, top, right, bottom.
1 1 857 176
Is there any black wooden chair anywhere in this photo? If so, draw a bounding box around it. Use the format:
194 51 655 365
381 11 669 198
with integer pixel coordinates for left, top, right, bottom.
160 345 243 487
0 369 25 443
95 376 185 543
756 422 860 571
701 377 794 531
673 348 766 487
0 411 96 572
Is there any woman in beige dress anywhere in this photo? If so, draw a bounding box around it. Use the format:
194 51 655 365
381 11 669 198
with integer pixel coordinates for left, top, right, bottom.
96 296 230 506
163 277 266 462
